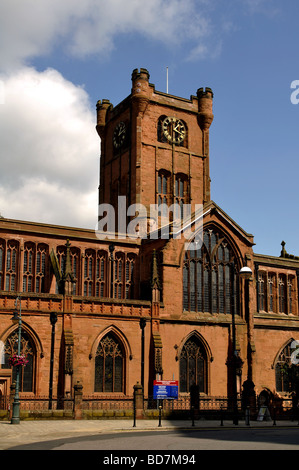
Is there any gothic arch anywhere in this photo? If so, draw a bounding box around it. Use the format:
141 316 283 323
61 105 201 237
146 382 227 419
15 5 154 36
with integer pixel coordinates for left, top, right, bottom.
272 338 299 393
89 325 132 361
176 330 213 362
177 331 212 395
180 222 244 268
91 325 131 394
272 337 296 369
0 321 43 393
0 320 44 359
182 224 241 314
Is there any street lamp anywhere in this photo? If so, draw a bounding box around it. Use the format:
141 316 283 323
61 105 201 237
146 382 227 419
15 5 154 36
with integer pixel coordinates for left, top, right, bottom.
139 318 146 391
231 264 253 425
10 296 22 425
239 265 254 383
239 266 253 280
49 312 57 410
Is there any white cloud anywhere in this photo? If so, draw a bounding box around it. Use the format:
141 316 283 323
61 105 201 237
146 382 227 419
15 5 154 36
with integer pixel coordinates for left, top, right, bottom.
0 0 213 71
0 67 98 228
0 0 280 230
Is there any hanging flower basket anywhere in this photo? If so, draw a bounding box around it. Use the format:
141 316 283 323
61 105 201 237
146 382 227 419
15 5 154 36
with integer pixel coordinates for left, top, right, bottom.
9 354 28 367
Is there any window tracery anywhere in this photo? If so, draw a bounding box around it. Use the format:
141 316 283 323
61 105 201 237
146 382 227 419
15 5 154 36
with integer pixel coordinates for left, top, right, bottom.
183 228 238 314
179 335 207 393
2 330 35 392
94 334 124 393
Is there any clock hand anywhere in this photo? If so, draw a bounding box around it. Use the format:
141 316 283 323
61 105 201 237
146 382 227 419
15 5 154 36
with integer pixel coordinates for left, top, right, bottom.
174 126 184 136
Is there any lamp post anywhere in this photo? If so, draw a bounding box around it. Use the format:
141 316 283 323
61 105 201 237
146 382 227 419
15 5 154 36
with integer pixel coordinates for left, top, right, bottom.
49 312 57 410
139 318 146 392
11 296 22 424
230 264 252 425
231 262 238 425
240 266 253 379
239 265 254 417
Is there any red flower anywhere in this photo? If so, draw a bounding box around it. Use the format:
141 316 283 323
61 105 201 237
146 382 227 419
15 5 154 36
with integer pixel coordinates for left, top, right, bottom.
8 354 28 367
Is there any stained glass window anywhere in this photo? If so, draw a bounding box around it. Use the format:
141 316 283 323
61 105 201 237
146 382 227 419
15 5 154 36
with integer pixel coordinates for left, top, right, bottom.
275 341 296 393
183 228 238 314
180 336 207 393
94 334 124 393
5 241 18 292
2 330 34 392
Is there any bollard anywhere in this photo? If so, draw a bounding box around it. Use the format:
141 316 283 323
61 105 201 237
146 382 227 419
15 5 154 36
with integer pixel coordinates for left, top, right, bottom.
273 406 276 426
73 382 83 420
220 404 224 426
245 406 250 426
133 382 144 421
133 397 136 427
158 405 162 427
191 406 195 426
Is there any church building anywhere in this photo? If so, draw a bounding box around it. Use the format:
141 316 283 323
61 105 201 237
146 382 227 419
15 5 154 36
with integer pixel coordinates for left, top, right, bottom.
0 68 299 416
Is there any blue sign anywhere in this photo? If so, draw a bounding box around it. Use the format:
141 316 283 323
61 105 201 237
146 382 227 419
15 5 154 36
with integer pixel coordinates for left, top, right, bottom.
153 380 178 399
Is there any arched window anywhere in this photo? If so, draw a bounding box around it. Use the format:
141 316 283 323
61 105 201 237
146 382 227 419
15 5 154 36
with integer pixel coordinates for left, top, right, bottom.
110 252 136 300
275 340 299 393
157 170 171 215
175 173 189 218
0 239 4 290
36 244 48 293
69 247 80 295
94 333 124 393
258 272 266 312
5 240 18 292
84 249 95 296
113 253 123 299
23 243 34 292
278 275 286 313
268 273 276 312
96 251 107 297
84 249 109 298
179 335 207 393
183 228 239 314
2 330 35 392
23 243 48 293
125 254 135 299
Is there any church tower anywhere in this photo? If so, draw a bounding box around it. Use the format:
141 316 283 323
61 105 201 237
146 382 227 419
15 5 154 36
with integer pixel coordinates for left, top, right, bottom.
96 68 214 234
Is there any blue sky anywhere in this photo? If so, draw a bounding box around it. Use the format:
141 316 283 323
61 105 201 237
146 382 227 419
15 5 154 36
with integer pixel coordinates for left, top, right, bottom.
0 0 298 257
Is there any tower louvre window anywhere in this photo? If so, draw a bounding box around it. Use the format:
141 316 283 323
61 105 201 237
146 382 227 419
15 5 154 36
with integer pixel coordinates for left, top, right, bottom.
157 170 171 215
0 240 3 290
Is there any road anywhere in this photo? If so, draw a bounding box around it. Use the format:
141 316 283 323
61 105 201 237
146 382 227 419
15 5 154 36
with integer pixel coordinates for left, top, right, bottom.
7 427 299 451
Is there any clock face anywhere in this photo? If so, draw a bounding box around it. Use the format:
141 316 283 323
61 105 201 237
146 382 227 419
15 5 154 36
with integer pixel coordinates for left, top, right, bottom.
113 121 126 148
162 117 186 144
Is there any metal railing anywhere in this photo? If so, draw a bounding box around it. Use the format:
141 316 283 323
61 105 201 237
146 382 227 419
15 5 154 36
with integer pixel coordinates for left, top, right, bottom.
0 392 296 421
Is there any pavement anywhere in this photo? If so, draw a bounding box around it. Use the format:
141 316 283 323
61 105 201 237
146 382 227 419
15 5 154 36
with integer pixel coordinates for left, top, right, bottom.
1 417 299 450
